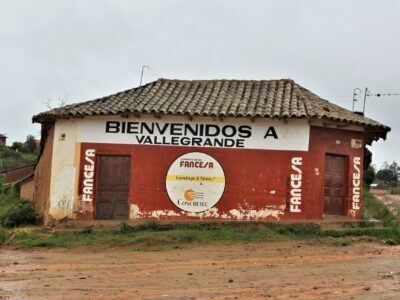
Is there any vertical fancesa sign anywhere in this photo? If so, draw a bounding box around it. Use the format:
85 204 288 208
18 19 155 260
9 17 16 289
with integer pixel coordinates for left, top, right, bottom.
166 152 226 213
82 149 96 202
289 157 303 213
77 148 96 218
352 156 361 210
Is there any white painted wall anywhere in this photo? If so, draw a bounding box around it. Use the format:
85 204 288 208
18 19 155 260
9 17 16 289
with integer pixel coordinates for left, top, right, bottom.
48 118 81 218
81 115 310 151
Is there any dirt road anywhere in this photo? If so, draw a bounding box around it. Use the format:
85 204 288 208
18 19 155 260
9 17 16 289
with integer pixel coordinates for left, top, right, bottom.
1 240 400 299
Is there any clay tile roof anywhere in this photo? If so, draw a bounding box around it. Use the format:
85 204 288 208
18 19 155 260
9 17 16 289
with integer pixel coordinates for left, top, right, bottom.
32 79 390 140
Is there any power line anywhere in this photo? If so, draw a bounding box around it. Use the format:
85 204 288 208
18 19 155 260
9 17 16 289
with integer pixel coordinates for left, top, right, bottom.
352 87 400 114
367 92 400 97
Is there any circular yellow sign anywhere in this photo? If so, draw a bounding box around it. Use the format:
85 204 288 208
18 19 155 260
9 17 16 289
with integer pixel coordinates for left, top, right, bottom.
166 152 225 213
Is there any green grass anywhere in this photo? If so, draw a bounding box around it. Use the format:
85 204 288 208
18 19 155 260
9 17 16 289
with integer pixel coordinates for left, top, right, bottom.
362 187 397 226
8 222 400 250
13 225 271 248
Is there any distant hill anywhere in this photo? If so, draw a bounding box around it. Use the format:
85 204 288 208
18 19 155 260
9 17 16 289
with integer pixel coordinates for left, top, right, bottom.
0 135 39 173
0 147 37 173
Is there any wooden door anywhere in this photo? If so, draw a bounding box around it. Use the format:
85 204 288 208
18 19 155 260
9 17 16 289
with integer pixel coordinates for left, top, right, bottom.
96 155 131 220
324 154 346 215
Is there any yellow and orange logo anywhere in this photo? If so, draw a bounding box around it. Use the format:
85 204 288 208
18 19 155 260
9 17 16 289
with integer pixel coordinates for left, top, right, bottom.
184 189 196 201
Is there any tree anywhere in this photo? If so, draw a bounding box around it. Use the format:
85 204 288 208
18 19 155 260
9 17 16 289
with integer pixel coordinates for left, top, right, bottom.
376 161 398 183
10 135 40 155
10 135 39 154
388 161 399 179
24 135 37 154
363 165 376 185
10 142 24 152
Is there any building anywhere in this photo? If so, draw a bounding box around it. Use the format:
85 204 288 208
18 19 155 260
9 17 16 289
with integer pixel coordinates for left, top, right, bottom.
17 174 35 201
0 134 7 147
32 79 390 224
2 165 35 184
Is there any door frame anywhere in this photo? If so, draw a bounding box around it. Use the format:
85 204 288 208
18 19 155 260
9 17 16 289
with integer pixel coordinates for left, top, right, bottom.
94 154 132 220
323 153 349 216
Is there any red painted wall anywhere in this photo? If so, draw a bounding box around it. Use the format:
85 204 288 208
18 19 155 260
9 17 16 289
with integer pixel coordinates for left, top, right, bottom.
77 126 364 221
308 127 364 218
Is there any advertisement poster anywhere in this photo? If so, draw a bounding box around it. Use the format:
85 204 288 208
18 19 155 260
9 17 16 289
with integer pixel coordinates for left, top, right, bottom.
166 152 225 213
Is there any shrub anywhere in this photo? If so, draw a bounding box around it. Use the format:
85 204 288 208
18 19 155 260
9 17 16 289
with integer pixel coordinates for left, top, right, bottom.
137 220 160 231
78 227 93 235
390 186 400 195
116 222 134 234
333 239 352 247
0 183 17 195
0 199 40 227
363 166 376 186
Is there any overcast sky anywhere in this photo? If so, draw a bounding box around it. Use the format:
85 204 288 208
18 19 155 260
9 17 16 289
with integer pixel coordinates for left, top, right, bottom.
1 0 399 167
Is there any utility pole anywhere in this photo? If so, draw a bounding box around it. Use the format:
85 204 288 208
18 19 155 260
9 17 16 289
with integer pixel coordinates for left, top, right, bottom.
139 65 150 86
363 87 369 115
352 87 399 115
